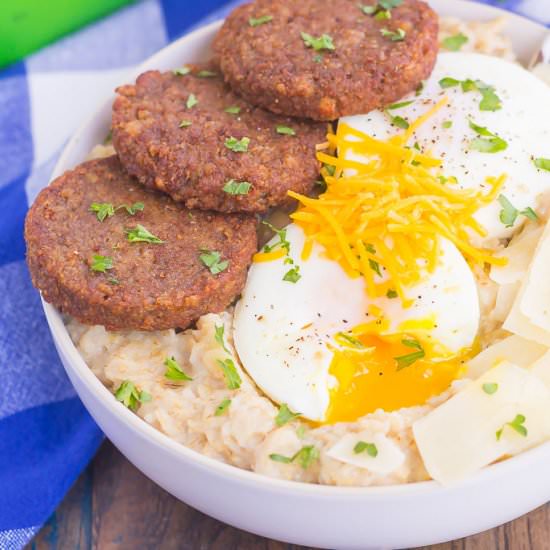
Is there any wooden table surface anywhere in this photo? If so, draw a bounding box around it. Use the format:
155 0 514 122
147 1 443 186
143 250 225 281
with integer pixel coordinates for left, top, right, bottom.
30 440 550 550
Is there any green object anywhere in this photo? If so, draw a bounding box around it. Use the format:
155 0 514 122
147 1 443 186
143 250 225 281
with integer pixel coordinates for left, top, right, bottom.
0 0 136 69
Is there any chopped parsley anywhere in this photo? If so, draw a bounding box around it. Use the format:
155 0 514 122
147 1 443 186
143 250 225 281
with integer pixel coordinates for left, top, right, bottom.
386 113 409 129
313 54 323 63
394 338 425 370
199 249 229 275
478 86 502 112
442 32 468 51
439 77 461 89
335 331 366 349
269 445 319 469
276 125 296 136
249 14 273 27
439 78 502 112
380 27 406 42
107 276 120 285
469 120 508 154
173 66 191 76
283 266 301 283
301 32 335 51
442 120 453 129
186 93 198 109
223 179 252 195
217 358 242 389
275 403 301 426
498 195 538 227
215 398 231 416
214 324 231 354
387 100 414 110
126 224 164 244
482 382 498 395
369 258 382 276
534 158 550 172
196 69 217 78
353 441 378 457
115 380 151 411
521 207 539 221
103 129 113 145
90 202 115 222
224 136 250 152
496 414 528 441
118 202 144 215
386 289 398 299
375 10 391 20
261 221 290 253
224 105 241 115
179 120 192 128
164 356 193 382
90 255 113 273
360 0 403 16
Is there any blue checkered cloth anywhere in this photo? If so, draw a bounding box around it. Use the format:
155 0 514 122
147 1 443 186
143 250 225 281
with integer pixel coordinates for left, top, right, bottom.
0 0 547 548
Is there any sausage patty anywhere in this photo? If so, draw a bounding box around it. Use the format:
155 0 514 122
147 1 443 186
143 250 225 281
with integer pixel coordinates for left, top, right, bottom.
111 66 326 213
213 0 438 120
25 156 258 331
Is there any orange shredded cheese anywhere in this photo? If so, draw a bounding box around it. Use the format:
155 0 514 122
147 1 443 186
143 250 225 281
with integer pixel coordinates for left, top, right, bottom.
289 98 507 303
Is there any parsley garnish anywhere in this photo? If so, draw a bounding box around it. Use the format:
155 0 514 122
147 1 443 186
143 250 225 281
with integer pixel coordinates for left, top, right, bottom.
439 78 502 111
369 258 382 276
126 224 164 244
336 331 365 349
497 195 538 227
442 120 453 129
276 125 296 136
275 403 301 426
215 398 231 416
164 356 193 382
179 120 192 128
249 15 273 27
217 358 242 389
196 70 217 78
380 27 406 42
469 120 508 153
118 202 144 215
261 221 290 253
395 338 425 370
214 324 231 354
224 136 250 152
387 113 409 129
354 441 378 457
439 77 460 89
115 380 151 411
301 32 335 51
360 0 403 16
386 289 398 299
521 207 539 221
387 100 414 110
224 105 241 115
442 32 468 51
186 93 198 109
90 202 115 222
223 180 252 195
269 445 319 469
283 266 301 283
534 158 550 172
496 414 528 441
482 382 498 395
90 255 113 273
173 66 191 76
199 249 229 274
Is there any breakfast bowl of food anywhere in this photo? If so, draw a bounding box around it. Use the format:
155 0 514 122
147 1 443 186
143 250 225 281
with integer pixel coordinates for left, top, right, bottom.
25 0 550 547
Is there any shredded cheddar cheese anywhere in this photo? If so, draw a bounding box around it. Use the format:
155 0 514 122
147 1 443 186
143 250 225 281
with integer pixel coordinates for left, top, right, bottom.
289 97 507 304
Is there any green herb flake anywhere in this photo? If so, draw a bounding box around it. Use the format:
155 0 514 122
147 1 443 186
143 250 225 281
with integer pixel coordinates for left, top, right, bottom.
388 114 409 129
224 105 241 115
359 4 377 15
90 202 115 222
394 338 425 370
223 179 252 195
469 120 508 154
249 14 273 27
262 221 290 254
275 403 301 426
369 258 382 277
496 414 528 441
380 27 406 42
283 266 301 283
379 0 403 8
301 32 335 51
479 86 502 112
353 441 378 457
103 129 113 145
386 289 398 299
179 120 192 128
336 332 366 349
439 77 461 89
498 195 519 228
214 324 231 354
442 32 468 51
534 158 550 172
119 202 145 215
90 255 113 273
482 382 499 395
199 249 229 275
107 277 120 285
115 380 150 411
270 445 319 469
313 54 323 63
375 9 391 20
521 206 539 221
196 69 217 78
186 93 198 109
173 66 191 76
126 224 164 244
224 136 250 152
387 100 414 110
276 125 296 136
215 398 232 416
217 358 242 389
269 453 293 464
442 120 453 129
164 356 193 382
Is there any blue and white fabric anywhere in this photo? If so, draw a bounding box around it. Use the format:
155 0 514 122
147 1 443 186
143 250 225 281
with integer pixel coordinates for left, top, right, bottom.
0 0 547 548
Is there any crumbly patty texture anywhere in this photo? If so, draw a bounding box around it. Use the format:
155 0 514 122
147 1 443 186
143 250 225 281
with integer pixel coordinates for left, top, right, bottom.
213 0 439 120
111 66 326 213
25 156 258 331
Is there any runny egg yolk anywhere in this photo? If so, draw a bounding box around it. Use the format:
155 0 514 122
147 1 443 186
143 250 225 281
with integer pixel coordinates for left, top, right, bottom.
325 330 473 424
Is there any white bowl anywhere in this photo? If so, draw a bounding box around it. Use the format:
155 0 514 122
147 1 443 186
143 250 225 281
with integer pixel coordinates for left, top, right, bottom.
42 2 550 548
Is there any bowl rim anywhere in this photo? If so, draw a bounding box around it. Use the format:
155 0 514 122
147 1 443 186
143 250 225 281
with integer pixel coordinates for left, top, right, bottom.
43 0 550 499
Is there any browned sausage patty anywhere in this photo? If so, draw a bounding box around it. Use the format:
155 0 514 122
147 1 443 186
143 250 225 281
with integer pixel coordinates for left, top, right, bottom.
111 66 326 213
213 0 438 120
25 156 258 331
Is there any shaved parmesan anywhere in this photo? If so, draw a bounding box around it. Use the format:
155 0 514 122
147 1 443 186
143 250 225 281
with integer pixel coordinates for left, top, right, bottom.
413 362 550 485
466 335 547 379
326 432 405 475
